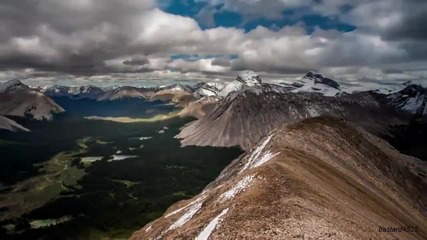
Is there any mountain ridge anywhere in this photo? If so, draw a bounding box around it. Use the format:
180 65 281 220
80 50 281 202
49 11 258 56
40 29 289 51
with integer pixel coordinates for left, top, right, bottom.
131 116 427 240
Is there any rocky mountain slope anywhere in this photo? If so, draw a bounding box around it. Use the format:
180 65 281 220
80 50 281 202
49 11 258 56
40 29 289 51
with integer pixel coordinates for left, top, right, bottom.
176 76 404 149
150 84 196 107
131 117 427 240
178 96 219 119
0 79 64 120
387 83 427 119
0 116 30 132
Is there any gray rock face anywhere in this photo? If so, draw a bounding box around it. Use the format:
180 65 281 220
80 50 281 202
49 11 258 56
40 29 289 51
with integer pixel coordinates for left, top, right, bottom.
0 79 64 120
176 85 405 149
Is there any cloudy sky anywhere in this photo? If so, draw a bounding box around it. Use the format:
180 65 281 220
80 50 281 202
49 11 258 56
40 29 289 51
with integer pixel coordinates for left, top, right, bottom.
0 0 426 88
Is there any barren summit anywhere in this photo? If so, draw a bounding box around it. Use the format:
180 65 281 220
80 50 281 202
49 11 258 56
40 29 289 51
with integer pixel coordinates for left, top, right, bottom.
132 117 427 240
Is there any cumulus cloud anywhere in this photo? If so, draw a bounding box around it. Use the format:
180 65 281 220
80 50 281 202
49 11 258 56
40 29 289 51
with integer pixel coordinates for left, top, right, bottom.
211 58 231 67
123 56 150 66
0 0 425 87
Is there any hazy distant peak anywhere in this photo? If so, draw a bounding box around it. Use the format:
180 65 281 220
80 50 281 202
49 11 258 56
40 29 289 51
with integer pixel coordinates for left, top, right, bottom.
303 71 340 89
0 79 24 93
291 71 342 97
236 71 262 86
195 82 226 97
387 83 427 118
218 71 264 98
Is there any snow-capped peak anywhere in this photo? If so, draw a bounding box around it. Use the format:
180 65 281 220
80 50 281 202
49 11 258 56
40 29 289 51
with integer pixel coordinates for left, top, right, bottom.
291 71 341 97
236 71 262 86
195 82 226 97
387 83 427 117
160 83 190 92
218 71 264 97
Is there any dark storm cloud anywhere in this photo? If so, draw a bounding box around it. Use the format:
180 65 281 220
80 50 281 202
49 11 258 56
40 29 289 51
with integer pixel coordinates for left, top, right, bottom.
399 41 427 61
382 13 427 41
382 69 404 74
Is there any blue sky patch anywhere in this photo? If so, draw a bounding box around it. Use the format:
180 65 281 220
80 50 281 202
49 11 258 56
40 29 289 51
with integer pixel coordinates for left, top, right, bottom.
157 0 356 33
171 54 239 61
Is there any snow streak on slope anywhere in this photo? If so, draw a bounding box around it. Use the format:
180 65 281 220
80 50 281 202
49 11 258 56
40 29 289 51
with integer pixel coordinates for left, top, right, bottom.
218 175 256 203
167 202 203 231
195 208 229 240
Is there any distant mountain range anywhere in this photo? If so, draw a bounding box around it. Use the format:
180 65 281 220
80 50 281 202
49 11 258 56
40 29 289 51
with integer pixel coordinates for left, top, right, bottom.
0 72 426 134
176 71 425 149
42 85 157 101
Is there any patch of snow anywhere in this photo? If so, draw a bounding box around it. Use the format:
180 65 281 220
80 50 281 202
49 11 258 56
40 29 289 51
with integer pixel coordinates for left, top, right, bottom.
116 150 122 154
291 72 341 97
237 71 262 86
145 225 152 232
240 135 273 173
198 88 217 97
168 86 185 92
402 95 423 113
167 201 202 231
205 82 225 89
252 151 280 168
219 80 244 97
218 175 255 203
292 82 340 97
195 208 229 240
165 195 207 218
